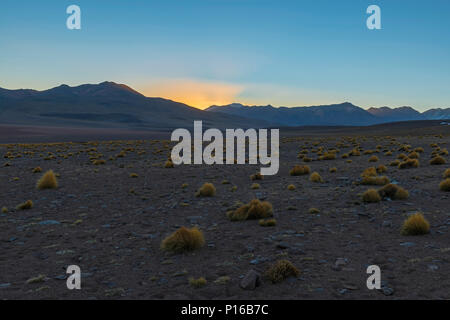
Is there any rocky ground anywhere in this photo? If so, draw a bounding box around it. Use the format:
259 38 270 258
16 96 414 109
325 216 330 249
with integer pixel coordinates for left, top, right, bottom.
0 128 449 300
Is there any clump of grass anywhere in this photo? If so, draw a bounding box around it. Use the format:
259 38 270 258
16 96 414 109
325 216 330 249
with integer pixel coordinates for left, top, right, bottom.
362 189 381 203
130 173 139 178
1 207 7 214
378 183 409 200
287 184 296 190
259 218 277 227
377 165 387 173
329 167 337 173
16 200 33 210
32 167 42 173
164 159 174 168
322 152 336 160
227 199 273 221
189 277 207 288
309 208 320 214
439 178 450 191
443 168 450 178
389 159 400 166
401 213 430 236
195 183 216 197
398 158 419 169
430 156 446 165
289 165 311 176
361 176 390 186
309 172 323 183
265 260 300 283
361 167 377 177
250 172 263 180
36 170 58 189
181 183 188 189
251 183 260 189
408 151 419 159
160 226 205 253
93 159 106 165
368 155 379 162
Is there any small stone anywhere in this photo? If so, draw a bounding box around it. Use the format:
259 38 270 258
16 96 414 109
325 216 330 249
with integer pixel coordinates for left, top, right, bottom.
240 270 261 290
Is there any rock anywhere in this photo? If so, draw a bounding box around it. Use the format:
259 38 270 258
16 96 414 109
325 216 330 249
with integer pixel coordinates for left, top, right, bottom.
276 242 290 249
39 220 60 225
240 270 261 290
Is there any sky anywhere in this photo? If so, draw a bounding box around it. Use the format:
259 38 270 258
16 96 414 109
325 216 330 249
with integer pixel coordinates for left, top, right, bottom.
1 0 449 111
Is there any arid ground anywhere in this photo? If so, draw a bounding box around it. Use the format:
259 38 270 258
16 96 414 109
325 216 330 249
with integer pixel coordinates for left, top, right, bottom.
0 122 449 299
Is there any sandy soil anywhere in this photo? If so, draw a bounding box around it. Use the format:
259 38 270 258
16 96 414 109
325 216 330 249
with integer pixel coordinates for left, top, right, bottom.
0 127 449 300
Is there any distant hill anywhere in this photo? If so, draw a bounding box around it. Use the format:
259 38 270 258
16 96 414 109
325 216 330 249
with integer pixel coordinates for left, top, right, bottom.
0 82 269 129
206 103 450 126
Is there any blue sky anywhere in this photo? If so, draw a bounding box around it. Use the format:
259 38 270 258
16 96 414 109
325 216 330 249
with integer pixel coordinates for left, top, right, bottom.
1 0 449 110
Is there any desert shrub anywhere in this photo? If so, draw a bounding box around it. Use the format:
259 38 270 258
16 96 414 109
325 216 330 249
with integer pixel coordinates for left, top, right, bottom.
250 172 263 180
309 172 323 183
37 170 58 189
1 207 7 213
440 148 449 156
16 200 33 210
397 153 408 160
361 167 377 177
362 189 381 203
259 218 277 227
181 183 188 188
443 169 450 179
350 149 360 156
408 151 419 159
289 165 311 176
361 176 390 186
265 260 300 283
439 178 450 191
341 153 349 159
164 160 174 168
378 183 409 200
430 156 446 165
130 173 139 178
287 184 296 190
398 158 419 169
368 155 379 162
346 160 352 163
189 277 207 288
251 183 260 189
414 147 424 153
377 165 387 173
303 157 312 162
322 152 336 160
309 208 320 214
32 167 42 173
401 213 430 236
196 183 216 197
161 226 205 253
227 199 273 221
384 151 392 156
329 167 337 173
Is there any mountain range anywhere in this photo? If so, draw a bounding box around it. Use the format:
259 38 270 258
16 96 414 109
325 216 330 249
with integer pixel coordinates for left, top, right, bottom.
0 82 449 129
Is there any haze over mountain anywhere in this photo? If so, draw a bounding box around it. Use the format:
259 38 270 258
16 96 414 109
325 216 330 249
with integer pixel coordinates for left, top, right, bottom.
0 82 449 130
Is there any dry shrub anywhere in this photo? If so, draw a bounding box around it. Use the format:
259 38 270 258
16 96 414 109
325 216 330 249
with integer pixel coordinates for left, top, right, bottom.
251 183 260 189
196 183 216 197
439 178 450 191
161 226 205 253
303 157 312 162
398 158 419 169
322 152 336 160
32 167 42 173
16 200 33 210
361 176 390 186
361 167 377 177
368 155 379 162
389 159 400 166
329 167 337 173
408 151 419 159
164 160 174 168
1 207 8 213
287 184 296 190
250 172 263 180
189 277 207 288
227 199 273 221
259 218 277 227
362 189 381 203
265 260 300 283
401 213 430 236
378 183 409 200
289 165 310 176
443 169 450 179
309 208 320 214
309 172 323 183
37 170 58 189
430 156 446 165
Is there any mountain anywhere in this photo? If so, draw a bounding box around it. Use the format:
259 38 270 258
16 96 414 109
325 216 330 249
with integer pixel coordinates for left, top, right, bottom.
0 82 269 129
206 103 450 126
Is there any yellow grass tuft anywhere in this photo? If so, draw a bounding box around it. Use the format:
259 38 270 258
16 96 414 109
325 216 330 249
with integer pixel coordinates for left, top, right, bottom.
250 172 263 180
309 208 320 214
430 156 446 165
189 277 207 288
368 155 379 162
439 178 450 191
16 200 33 210
398 158 419 169
362 189 381 203
1 207 7 214
287 184 296 190
443 168 450 178
130 173 139 178
196 183 216 197
164 160 174 168
32 167 42 173
361 176 390 186
160 226 205 253
361 167 377 177
378 183 409 200
36 170 58 189
401 213 430 236
227 199 273 221
329 167 337 173
251 183 260 189
259 218 277 227
309 172 323 183
377 165 387 173
289 165 311 176
265 260 300 283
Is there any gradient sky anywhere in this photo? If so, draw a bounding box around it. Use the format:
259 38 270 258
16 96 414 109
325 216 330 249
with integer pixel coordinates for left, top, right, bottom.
1 0 449 111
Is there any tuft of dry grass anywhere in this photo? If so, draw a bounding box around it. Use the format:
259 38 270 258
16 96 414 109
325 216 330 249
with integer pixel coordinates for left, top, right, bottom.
259 218 277 227
36 170 58 189
362 189 381 203
287 184 296 190
309 172 323 183
398 158 419 169
401 213 430 236
368 155 379 162
196 183 216 197
251 183 260 189
160 226 205 253
361 167 377 177
443 168 450 178
329 167 337 173
289 165 311 176
164 160 174 168
377 165 387 173
16 200 33 210
361 176 390 186
265 260 300 283
439 178 450 191
430 156 446 165
1 207 7 214
227 199 273 221
389 159 400 166
189 277 207 288
378 183 409 200
309 208 320 214
250 172 263 180
32 167 42 173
